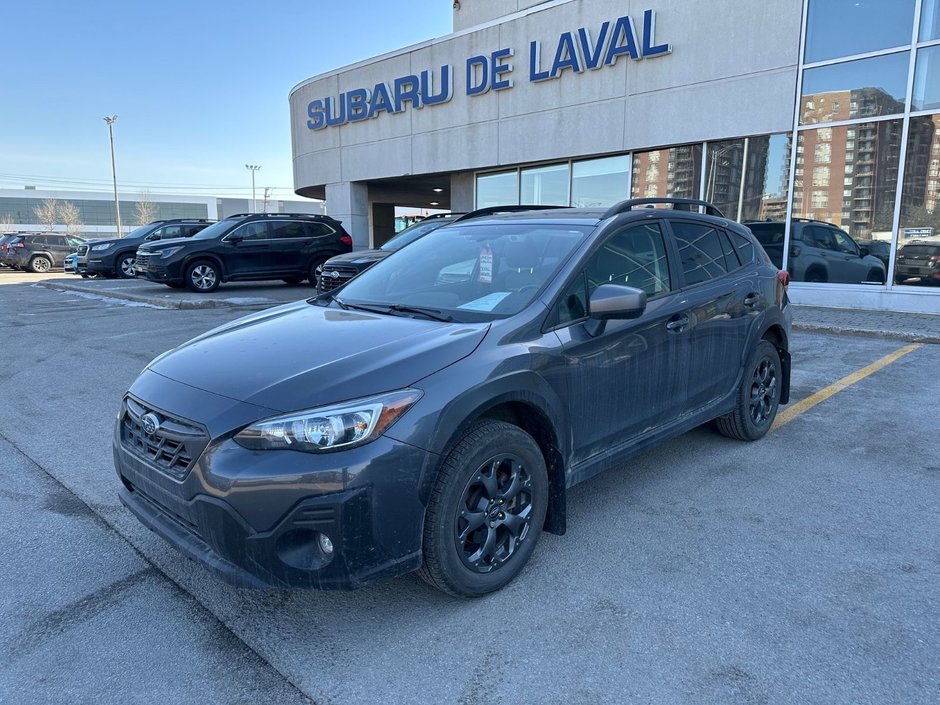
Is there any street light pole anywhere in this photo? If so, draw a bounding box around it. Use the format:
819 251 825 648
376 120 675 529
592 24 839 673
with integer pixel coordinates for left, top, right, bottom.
245 164 261 213
104 115 122 236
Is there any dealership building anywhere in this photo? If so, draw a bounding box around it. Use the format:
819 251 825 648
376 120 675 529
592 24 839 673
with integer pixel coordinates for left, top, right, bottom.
290 0 940 313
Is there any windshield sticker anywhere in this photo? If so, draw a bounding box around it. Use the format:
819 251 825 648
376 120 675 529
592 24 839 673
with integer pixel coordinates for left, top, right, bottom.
458 292 511 311
478 245 493 283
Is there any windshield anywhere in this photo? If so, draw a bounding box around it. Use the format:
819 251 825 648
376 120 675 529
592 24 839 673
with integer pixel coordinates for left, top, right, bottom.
380 218 453 251
336 221 591 321
192 219 239 240
123 224 153 239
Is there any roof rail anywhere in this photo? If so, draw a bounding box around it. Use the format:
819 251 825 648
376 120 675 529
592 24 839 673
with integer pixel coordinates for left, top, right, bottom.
224 212 331 219
602 198 725 219
453 204 572 222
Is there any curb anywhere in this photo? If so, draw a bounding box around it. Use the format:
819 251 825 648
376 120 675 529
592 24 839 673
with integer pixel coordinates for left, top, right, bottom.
792 322 940 344
36 280 268 310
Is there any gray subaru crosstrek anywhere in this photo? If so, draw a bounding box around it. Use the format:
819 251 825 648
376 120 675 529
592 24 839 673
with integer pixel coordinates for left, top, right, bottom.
114 198 792 597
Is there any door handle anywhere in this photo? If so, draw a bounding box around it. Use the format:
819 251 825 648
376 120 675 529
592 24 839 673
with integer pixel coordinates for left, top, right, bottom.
665 314 689 332
743 292 761 308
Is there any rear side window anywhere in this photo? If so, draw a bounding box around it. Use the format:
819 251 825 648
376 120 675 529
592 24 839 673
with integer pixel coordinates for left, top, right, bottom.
230 222 268 241
31 236 47 246
269 221 308 239
304 222 335 238
670 221 730 286
726 230 756 265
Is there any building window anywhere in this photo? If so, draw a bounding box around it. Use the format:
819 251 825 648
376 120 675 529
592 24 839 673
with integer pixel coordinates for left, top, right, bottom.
896 112 940 285
913 45 940 112
813 166 831 186
475 170 519 208
571 155 630 208
703 134 791 222
805 0 915 63
801 52 909 125
922 0 940 41
631 145 702 202
520 163 569 206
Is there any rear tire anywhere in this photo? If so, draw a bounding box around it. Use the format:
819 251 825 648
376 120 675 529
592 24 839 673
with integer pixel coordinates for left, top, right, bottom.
185 260 220 293
29 255 52 273
805 267 827 283
714 340 781 442
418 419 548 598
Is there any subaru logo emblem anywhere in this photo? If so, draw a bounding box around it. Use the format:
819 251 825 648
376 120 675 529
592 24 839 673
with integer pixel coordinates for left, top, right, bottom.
330 271 339 279
141 412 161 436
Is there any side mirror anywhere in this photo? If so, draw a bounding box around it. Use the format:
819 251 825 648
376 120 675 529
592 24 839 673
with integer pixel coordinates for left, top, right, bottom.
858 246 870 258
227 234 243 244
584 284 647 336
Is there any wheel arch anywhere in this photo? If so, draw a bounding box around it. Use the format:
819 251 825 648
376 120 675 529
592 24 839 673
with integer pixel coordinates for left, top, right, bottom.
422 390 568 536
760 323 791 404
183 253 226 280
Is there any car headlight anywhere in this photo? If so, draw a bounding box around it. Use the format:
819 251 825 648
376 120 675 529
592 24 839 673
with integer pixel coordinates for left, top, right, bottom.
91 243 113 252
234 389 422 453
157 246 185 258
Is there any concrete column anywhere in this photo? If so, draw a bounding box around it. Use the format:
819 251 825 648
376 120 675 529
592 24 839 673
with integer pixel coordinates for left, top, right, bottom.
450 172 475 213
371 203 396 248
325 181 370 250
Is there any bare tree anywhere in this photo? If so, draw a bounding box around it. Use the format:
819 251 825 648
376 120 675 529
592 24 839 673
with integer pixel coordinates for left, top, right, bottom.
60 201 83 236
0 212 15 232
33 198 59 231
134 193 158 227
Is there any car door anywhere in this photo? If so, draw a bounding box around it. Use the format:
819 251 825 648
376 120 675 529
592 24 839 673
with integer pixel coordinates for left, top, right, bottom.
549 220 690 465
46 235 72 265
665 219 754 410
222 221 271 277
830 228 868 282
265 219 310 275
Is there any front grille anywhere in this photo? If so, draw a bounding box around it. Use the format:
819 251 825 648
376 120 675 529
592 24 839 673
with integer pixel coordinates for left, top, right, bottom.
318 265 359 292
120 396 208 481
77 245 89 256
134 252 152 270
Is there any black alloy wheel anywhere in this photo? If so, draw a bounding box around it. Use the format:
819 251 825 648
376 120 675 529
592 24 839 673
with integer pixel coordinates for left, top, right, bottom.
29 255 51 273
418 419 548 597
118 253 137 278
308 257 329 287
186 260 220 293
714 339 782 441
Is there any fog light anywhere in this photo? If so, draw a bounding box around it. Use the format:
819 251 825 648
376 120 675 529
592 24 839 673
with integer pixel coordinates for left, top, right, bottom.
318 533 334 556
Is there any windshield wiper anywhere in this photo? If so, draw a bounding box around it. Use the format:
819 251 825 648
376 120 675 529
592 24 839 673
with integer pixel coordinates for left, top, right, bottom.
387 305 454 322
339 301 454 322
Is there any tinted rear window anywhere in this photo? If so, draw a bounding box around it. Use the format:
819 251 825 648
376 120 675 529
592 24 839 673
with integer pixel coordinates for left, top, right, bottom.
747 223 785 245
901 245 940 256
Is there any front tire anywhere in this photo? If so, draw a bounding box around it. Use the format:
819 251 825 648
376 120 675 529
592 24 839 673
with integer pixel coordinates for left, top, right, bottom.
117 253 137 279
308 256 329 288
715 340 782 441
418 419 548 598
185 260 220 292
29 255 52 273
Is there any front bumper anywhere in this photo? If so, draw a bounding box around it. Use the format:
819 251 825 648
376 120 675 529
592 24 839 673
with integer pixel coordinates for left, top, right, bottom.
113 374 432 589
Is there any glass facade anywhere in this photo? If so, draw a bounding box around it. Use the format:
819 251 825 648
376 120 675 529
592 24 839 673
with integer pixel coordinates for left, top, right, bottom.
469 0 940 303
0 197 208 228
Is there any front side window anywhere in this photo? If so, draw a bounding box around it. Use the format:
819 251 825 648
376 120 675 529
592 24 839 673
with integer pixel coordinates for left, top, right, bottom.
832 229 859 255
337 222 590 321
671 222 731 286
229 222 268 241
586 222 671 300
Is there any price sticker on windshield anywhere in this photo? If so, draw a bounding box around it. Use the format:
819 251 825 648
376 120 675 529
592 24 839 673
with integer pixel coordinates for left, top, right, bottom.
478 245 493 283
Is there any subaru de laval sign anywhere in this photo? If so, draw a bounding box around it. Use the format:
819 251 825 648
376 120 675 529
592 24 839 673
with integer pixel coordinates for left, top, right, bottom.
306 10 671 130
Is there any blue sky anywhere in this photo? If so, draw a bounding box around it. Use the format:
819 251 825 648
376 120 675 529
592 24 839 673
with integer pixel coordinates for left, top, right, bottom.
0 1 453 201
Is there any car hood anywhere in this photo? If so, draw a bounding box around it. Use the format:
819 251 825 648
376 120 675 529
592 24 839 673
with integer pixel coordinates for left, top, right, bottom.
139 237 191 252
323 249 391 267
147 301 489 412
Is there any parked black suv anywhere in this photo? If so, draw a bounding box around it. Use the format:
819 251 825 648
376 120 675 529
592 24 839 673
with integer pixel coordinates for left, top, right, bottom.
5 233 86 272
894 238 940 285
317 213 465 294
115 198 791 596
134 213 352 292
77 219 213 279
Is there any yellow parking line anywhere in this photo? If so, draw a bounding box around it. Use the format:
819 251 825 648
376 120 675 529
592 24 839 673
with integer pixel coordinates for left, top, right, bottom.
771 343 922 432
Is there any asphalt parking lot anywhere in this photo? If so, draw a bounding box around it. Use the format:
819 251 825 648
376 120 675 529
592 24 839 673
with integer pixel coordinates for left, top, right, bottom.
0 271 938 704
